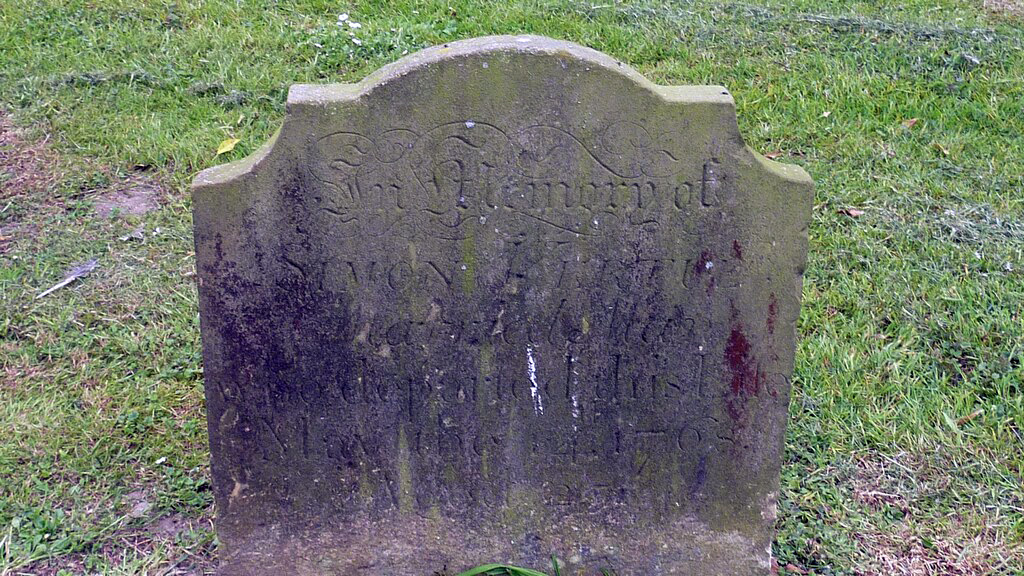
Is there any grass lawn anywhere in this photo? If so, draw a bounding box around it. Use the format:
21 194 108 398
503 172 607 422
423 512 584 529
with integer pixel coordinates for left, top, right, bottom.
1 0 1022 574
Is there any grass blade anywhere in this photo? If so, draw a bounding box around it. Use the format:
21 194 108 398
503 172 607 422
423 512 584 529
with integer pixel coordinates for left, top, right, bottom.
456 564 551 576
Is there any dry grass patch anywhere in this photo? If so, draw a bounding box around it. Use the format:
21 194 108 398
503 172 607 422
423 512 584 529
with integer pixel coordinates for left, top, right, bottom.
17 513 216 576
851 452 1023 575
0 111 59 199
0 111 60 254
0 109 166 253
984 0 1024 18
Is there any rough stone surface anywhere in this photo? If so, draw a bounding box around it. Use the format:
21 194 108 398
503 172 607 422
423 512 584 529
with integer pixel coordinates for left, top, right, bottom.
192 35 813 576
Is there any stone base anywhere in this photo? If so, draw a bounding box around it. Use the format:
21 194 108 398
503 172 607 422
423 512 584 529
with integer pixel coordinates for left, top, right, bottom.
217 514 769 576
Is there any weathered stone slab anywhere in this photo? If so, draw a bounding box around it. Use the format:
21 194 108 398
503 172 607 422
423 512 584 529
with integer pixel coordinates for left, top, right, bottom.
192 35 813 575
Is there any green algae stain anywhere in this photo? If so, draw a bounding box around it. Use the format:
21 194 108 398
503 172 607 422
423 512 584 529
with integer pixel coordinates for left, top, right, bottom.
461 233 476 295
397 426 415 514
408 242 418 271
502 486 544 535
480 445 490 480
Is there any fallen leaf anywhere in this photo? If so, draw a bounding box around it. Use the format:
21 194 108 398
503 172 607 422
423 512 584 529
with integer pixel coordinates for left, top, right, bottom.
839 208 865 217
119 225 145 242
764 151 784 159
902 117 919 128
957 409 984 425
933 142 950 156
216 138 240 155
785 564 808 575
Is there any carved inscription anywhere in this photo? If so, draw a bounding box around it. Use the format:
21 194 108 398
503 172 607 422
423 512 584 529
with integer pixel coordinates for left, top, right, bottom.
197 118 782 521
307 122 719 242
220 146 715 526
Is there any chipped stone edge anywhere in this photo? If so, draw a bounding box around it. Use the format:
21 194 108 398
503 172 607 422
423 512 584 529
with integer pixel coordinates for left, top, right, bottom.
191 35 812 194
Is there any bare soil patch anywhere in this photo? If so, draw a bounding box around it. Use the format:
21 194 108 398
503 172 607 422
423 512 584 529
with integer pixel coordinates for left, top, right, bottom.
93 179 162 218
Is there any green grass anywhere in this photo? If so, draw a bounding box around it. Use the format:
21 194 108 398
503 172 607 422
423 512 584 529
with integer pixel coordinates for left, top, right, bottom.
1 0 1023 574
457 562 557 576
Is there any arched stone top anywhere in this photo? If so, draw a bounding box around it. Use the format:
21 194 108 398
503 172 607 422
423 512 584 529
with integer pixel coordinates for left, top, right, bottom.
290 35 722 104
195 35 811 195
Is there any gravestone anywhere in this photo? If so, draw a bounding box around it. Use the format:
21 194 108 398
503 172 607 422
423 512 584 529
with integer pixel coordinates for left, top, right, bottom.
192 36 813 575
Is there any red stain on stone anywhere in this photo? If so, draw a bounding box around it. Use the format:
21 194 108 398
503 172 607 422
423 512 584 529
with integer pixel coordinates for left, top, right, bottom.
767 292 778 335
724 314 764 424
725 325 757 396
732 239 743 260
